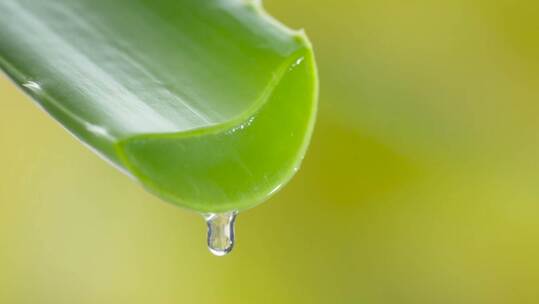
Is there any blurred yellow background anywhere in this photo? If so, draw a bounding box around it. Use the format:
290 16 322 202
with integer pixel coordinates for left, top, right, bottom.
2 0 539 303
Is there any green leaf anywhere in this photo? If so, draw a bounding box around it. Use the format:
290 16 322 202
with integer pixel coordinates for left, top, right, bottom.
0 0 318 212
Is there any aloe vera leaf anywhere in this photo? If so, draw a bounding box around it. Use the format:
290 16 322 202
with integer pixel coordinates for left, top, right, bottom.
0 0 318 212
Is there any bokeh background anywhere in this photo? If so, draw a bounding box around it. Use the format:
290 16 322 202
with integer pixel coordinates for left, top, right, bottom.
2 0 539 303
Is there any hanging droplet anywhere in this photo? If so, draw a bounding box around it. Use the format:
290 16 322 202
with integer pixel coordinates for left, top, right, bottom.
203 211 238 256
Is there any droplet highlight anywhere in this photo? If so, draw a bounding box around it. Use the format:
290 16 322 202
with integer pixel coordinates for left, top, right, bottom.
22 80 41 92
204 211 238 256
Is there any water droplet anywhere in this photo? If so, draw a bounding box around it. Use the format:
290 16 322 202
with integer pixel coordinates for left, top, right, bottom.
84 123 114 140
22 81 41 92
203 211 238 256
226 116 256 135
290 57 305 70
268 183 283 196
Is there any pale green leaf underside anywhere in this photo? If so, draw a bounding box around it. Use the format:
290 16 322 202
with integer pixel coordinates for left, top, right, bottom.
0 0 318 212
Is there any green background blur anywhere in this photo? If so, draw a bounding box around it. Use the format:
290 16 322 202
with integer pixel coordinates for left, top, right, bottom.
2 0 539 303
